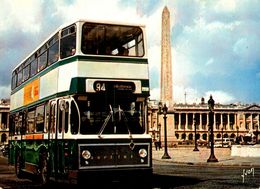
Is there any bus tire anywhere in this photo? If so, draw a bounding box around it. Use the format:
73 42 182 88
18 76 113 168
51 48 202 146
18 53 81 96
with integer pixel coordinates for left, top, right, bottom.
15 151 23 178
38 151 49 185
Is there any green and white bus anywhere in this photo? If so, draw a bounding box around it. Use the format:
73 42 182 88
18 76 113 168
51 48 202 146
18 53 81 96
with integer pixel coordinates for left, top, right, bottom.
8 20 152 184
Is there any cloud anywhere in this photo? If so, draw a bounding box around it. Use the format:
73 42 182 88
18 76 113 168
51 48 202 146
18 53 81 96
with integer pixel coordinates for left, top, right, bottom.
214 0 237 13
150 87 160 100
0 0 43 33
205 58 214 66
0 85 11 99
173 85 199 104
53 0 143 25
205 90 235 104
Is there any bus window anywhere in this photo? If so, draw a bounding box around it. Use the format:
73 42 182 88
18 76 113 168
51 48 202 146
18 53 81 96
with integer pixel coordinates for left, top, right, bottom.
44 102 50 132
75 95 145 135
48 34 59 65
81 22 144 57
30 56 38 77
50 103 56 134
137 33 144 56
48 42 59 65
65 101 69 133
60 25 76 59
14 114 22 135
58 100 68 133
70 100 79 134
11 72 17 90
23 64 30 81
36 105 45 132
38 49 48 72
27 109 35 133
79 100 91 134
17 67 23 86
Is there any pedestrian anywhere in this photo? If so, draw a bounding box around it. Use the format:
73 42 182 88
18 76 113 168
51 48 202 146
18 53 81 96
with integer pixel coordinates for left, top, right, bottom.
154 137 161 150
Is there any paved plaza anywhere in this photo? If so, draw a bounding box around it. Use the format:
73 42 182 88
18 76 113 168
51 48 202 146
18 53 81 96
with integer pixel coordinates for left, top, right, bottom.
153 146 260 167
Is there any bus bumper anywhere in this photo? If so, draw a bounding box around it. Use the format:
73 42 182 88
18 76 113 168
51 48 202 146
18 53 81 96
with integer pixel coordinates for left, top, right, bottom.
68 167 153 184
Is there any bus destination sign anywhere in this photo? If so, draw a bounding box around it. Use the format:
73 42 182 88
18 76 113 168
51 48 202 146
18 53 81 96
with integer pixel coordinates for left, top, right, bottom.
93 81 135 92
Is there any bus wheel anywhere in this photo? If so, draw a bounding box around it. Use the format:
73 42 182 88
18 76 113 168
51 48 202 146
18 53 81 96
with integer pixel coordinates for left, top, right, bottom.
38 151 49 185
15 151 23 178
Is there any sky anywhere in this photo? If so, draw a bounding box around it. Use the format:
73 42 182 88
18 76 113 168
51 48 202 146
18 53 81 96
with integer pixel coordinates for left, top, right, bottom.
1 0 260 105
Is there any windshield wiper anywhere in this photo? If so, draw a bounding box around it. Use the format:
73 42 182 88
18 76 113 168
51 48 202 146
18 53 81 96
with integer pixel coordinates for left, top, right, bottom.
98 105 132 138
119 105 132 138
98 105 113 138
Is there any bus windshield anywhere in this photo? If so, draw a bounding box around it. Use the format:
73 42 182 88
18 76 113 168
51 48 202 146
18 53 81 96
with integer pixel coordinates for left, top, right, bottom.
73 95 145 135
81 22 144 57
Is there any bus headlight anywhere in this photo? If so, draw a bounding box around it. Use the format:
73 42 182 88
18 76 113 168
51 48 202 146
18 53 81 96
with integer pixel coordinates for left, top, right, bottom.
139 148 147 158
82 150 91 160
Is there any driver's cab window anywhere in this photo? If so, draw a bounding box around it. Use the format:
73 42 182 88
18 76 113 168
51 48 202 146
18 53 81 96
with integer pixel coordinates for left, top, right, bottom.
35 105 45 132
70 100 79 134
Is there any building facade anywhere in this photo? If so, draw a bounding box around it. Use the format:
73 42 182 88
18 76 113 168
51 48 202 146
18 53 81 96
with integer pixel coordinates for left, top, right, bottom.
148 100 260 146
0 99 10 145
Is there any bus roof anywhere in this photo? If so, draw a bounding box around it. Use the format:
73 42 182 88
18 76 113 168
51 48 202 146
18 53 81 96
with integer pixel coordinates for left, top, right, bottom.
12 19 146 72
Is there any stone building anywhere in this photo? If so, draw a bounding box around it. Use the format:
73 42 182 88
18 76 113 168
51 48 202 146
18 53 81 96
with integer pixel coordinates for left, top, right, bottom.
0 99 10 144
148 99 260 146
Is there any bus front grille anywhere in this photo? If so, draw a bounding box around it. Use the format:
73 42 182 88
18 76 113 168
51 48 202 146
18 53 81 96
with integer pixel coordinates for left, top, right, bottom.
78 143 150 169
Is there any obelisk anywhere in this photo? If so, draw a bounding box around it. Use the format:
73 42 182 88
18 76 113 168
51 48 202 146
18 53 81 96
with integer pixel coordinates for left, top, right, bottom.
160 6 176 147
160 6 173 105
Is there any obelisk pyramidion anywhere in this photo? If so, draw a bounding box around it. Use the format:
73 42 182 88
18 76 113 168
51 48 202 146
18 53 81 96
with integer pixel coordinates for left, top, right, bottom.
160 6 173 105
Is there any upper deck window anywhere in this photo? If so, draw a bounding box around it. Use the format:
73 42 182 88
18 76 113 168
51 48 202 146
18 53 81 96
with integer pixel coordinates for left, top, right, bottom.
38 45 48 72
81 23 144 57
60 25 76 59
48 33 59 65
30 54 38 77
11 72 17 90
17 66 23 86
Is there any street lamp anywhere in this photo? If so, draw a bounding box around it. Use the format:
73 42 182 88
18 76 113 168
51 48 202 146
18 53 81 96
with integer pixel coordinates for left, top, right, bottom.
207 95 218 162
236 126 239 144
221 127 224 148
193 117 199 151
159 103 171 159
256 125 259 144
158 123 161 144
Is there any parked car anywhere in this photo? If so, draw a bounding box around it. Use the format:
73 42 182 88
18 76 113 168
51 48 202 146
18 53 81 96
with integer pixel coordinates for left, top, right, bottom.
197 139 208 146
0 144 5 151
214 138 232 148
0 144 9 157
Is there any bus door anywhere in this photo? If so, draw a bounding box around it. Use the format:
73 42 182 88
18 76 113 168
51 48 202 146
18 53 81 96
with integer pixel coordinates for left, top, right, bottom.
48 100 57 175
49 99 69 177
56 99 69 176
49 101 57 140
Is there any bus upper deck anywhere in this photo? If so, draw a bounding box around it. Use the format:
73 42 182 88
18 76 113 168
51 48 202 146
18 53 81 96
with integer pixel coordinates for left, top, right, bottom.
10 20 149 112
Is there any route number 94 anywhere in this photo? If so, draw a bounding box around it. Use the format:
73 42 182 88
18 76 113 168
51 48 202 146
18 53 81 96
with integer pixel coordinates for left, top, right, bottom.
94 82 106 92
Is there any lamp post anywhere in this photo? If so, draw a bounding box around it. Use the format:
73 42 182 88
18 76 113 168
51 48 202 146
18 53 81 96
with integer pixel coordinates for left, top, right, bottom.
221 127 224 148
158 123 161 149
256 125 258 144
236 126 239 144
160 103 171 159
193 118 199 151
207 95 218 162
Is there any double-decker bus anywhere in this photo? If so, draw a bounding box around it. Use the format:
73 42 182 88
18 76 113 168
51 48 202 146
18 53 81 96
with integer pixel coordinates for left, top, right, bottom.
8 20 152 184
